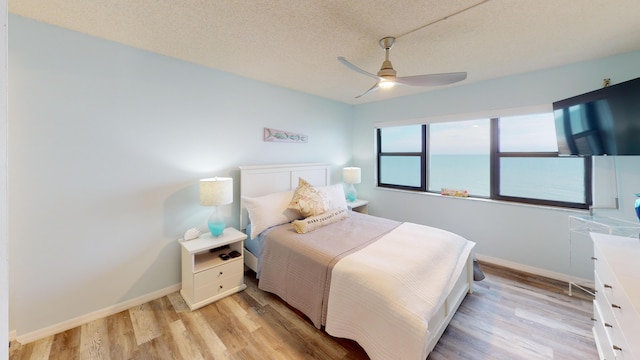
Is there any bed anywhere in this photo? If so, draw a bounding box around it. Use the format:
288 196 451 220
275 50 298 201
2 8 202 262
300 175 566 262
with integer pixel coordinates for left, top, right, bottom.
239 163 475 360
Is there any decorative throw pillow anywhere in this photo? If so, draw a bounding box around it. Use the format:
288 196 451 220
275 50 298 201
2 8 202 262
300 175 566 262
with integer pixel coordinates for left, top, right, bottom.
288 178 329 217
292 208 350 234
242 190 303 239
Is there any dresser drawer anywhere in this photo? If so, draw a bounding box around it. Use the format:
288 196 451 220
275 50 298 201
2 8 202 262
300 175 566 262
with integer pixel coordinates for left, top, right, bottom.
595 271 640 352
591 233 640 360
594 246 617 294
593 300 616 360
595 275 630 358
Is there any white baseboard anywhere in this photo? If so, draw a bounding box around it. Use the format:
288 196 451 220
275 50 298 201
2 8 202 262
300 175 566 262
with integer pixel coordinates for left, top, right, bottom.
475 253 593 288
14 283 181 345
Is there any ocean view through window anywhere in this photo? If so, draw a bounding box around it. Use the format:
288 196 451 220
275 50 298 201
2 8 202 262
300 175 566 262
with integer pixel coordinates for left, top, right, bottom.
377 112 591 209
429 119 490 196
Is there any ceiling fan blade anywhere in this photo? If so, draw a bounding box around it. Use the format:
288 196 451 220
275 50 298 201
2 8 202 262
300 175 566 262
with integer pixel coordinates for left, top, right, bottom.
355 82 380 99
338 57 381 81
396 72 467 87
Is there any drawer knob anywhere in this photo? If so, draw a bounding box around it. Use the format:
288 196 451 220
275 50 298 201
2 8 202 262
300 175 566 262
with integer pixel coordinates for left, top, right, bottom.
604 284 613 289
591 256 598 261
590 317 596 322
218 271 224 277
219 285 224 289
613 345 623 352
612 304 621 309
605 323 613 328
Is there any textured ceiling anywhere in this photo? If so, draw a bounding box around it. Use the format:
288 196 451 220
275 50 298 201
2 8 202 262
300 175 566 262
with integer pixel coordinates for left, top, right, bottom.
9 0 640 104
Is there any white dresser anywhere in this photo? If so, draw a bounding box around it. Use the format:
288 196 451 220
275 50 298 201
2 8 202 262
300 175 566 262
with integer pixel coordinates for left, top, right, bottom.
591 232 640 360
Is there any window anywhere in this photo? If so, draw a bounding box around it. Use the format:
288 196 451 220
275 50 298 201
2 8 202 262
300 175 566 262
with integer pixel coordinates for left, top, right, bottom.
377 113 592 209
494 114 591 207
377 125 425 190
428 119 490 197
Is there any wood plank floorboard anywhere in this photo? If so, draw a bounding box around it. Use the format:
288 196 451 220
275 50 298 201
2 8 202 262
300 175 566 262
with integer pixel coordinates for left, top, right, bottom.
9 262 598 359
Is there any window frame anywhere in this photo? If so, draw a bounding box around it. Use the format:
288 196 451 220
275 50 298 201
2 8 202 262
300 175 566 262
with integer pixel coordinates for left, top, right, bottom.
489 118 592 209
376 125 427 191
377 117 593 209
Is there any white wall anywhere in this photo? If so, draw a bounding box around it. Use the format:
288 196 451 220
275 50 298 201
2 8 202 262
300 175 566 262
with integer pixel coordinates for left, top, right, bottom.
8 15 353 338
1 0 8 358
352 51 640 282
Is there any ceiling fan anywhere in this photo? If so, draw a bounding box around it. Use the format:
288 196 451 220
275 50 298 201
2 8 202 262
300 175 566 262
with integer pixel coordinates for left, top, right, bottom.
338 36 467 98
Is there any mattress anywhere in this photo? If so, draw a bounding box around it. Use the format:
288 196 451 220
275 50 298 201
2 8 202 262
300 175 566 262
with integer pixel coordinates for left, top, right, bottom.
244 224 262 256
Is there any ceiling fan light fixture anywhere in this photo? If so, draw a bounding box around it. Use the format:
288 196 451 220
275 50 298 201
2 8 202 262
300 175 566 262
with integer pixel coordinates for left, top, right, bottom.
378 79 396 89
378 66 397 88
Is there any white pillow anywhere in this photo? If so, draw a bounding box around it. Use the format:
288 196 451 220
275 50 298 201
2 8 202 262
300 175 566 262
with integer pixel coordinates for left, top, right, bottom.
242 190 302 239
317 183 348 210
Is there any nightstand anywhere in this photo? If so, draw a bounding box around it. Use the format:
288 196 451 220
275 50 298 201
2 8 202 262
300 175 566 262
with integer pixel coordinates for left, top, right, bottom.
180 227 247 310
347 199 369 214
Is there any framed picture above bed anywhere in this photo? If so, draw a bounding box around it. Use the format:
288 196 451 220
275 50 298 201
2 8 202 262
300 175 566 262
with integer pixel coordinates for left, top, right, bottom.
263 128 308 143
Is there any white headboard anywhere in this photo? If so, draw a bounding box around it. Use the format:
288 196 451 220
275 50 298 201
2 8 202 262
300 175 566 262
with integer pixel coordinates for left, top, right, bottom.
239 163 330 230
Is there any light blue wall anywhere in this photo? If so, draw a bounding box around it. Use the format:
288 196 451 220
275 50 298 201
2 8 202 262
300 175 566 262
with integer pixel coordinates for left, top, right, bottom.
9 11 640 340
352 51 640 282
8 15 353 336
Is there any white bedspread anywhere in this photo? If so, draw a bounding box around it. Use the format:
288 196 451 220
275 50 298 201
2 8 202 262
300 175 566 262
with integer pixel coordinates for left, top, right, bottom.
325 222 475 360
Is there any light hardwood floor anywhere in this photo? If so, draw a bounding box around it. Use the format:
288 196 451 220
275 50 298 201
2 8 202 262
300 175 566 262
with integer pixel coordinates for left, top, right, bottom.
9 262 598 359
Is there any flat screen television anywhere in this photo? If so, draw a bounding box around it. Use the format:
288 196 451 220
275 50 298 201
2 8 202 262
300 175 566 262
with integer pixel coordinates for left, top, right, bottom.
553 77 640 156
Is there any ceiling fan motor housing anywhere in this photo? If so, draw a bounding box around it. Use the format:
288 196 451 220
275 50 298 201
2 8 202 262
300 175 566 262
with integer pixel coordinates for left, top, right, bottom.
378 37 397 80
378 60 396 79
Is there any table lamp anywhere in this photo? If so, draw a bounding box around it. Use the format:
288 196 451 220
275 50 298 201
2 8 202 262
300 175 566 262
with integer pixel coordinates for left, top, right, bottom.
200 177 233 236
343 167 361 202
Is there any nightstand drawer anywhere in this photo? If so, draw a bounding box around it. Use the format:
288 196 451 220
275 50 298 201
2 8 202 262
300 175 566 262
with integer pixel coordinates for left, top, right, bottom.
193 257 244 286
194 259 243 285
193 261 244 303
193 272 245 303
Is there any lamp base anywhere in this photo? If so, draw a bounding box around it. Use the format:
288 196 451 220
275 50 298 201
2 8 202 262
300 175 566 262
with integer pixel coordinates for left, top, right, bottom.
346 184 357 202
208 222 225 237
207 206 226 236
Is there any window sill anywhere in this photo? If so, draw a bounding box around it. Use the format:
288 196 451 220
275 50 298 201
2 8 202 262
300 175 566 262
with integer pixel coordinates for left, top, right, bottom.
375 186 590 214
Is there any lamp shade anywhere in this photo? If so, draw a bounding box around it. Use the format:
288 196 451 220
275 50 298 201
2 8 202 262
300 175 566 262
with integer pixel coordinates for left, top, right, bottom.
199 177 233 206
343 167 361 184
